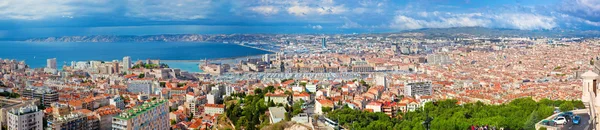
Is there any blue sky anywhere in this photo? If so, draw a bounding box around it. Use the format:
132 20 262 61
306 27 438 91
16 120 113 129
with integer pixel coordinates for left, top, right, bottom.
0 0 599 38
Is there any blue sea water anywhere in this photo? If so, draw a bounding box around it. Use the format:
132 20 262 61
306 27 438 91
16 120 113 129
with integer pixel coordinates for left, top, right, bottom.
0 41 271 72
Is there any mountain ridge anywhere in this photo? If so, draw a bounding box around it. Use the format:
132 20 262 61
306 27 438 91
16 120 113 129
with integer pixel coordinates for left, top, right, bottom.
22 27 600 42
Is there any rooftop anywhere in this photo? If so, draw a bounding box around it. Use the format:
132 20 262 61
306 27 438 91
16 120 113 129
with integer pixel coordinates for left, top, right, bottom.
268 107 286 120
114 99 166 120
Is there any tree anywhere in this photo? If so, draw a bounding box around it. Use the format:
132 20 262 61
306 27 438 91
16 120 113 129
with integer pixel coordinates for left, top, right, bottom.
138 74 145 78
268 100 276 107
285 112 291 121
326 98 565 130
523 111 539 130
265 86 275 93
559 102 575 112
322 107 332 113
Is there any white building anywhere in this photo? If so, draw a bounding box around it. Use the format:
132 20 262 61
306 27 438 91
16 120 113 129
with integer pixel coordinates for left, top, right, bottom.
110 96 125 110
365 101 382 113
123 56 132 71
375 75 387 88
7 103 43 130
404 81 432 97
305 84 318 93
265 93 288 105
204 104 224 115
292 84 304 92
47 58 57 69
127 80 154 94
207 90 222 104
314 99 334 115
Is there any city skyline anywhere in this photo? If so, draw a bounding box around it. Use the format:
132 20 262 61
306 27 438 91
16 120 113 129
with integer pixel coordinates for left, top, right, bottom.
0 0 599 130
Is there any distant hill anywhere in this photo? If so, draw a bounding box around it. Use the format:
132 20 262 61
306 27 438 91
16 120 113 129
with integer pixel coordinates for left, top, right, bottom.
21 27 600 42
393 27 600 38
24 34 207 42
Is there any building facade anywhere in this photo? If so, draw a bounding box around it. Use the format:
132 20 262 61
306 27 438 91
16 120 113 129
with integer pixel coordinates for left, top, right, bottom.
22 86 58 106
6 103 42 130
110 96 125 110
47 112 88 130
47 58 57 69
404 81 432 97
122 56 131 71
126 80 153 94
112 99 169 130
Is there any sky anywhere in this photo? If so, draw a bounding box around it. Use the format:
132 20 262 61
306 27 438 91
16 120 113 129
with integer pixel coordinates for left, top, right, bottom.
1 0 600 39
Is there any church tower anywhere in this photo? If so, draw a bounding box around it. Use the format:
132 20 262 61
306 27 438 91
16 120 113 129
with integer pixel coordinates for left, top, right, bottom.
582 70 599 103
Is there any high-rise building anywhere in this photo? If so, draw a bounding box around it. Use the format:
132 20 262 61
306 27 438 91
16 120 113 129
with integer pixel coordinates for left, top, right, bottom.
112 99 169 130
376 75 387 89
127 80 153 94
206 90 222 104
322 37 326 49
7 103 43 130
122 56 131 70
0 98 40 129
22 86 59 106
47 58 57 69
263 54 270 63
404 81 432 97
112 62 120 74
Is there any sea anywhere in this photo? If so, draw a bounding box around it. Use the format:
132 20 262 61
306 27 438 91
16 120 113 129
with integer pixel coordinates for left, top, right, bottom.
0 41 271 72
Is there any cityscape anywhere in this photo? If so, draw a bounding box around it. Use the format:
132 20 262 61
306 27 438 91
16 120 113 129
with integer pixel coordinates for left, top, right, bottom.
1 0 600 130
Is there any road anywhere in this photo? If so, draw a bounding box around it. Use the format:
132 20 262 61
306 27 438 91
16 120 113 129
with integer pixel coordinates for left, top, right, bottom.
557 113 591 130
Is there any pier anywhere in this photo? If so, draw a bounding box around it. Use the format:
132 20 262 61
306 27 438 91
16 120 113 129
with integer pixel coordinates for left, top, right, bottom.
235 44 278 53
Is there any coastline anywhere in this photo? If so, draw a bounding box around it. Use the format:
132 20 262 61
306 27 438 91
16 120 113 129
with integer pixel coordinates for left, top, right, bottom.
0 41 276 73
160 43 276 72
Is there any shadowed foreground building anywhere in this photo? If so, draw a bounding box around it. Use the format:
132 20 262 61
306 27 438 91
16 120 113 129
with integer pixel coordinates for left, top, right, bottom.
7 103 42 130
47 112 87 130
112 99 169 130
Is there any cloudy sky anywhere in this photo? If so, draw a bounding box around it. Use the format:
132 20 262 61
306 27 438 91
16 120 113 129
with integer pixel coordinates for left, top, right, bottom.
1 0 599 38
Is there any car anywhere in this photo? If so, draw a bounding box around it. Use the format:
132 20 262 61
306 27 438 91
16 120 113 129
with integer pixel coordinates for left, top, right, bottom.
554 109 560 114
541 120 556 126
573 116 581 125
554 116 567 125
562 112 574 117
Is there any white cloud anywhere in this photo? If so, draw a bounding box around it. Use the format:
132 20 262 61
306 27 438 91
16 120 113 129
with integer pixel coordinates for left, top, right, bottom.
390 14 491 30
0 0 213 21
353 8 367 14
312 25 323 30
248 0 347 16
288 6 312 16
125 0 212 21
305 24 323 30
567 0 600 14
287 4 347 16
339 17 363 29
317 5 347 15
249 6 280 15
493 13 557 30
0 0 78 20
390 11 557 30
